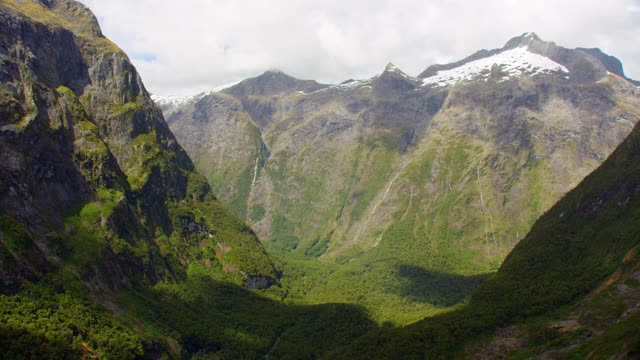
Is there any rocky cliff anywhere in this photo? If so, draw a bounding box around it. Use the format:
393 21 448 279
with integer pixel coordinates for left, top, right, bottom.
0 0 275 295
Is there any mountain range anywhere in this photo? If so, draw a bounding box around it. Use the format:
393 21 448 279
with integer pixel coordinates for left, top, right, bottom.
157 31 640 322
1 0 640 358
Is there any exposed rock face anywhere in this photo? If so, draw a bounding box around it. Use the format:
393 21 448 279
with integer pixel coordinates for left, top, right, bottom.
0 0 275 292
243 274 276 290
159 32 640 318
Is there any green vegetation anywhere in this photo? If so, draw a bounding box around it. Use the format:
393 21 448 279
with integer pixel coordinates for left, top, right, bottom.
56 86 90 126
260 136 496 324
126 130 166 190
0 214 31 253
0 268 376 359
61 189 124 266
188 199 276 278
113 275 376 359
304 234 331 258
0 286 143 360
567 311 640 358
347 142 397 225
268 212 300 252
112 102 146 124
225 166 254 216
0 213 39 277
0 0 83 31
249 203 266 223
186 171 213 202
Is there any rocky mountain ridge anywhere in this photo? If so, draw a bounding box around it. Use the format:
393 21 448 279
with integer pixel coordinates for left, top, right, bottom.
159 32 639 105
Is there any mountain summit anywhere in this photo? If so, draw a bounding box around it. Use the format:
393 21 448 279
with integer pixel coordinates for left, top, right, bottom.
225 70 328 97
384 62 403 73
420 32 637 85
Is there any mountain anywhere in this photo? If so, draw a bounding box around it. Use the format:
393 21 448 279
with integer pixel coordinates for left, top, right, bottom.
0 1 380 358
2 1 640 357
0 0 275 292
159 31 640 322
333 89 640 360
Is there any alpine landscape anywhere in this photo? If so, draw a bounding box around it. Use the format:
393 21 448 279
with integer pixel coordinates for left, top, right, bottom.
1 0 640 359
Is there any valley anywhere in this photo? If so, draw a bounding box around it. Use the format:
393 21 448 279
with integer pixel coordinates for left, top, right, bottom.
158 33 640 323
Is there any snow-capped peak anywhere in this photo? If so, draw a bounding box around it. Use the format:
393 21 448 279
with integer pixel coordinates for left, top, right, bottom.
421 46 568 88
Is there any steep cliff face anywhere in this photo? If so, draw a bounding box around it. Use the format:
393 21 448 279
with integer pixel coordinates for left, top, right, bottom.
160 32 640 321
0 0 275 294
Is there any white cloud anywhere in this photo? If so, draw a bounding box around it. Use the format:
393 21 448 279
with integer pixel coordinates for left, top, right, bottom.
79 0 640 96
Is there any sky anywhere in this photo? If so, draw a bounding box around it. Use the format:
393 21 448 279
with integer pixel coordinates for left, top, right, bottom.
79 0 640 96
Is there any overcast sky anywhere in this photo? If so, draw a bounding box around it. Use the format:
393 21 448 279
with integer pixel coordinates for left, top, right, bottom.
79 0 640 96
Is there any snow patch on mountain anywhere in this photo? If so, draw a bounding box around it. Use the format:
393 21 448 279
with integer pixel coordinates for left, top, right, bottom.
152 80 241 107
421 46 569 88
152 92 211 107
310 77 377 94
